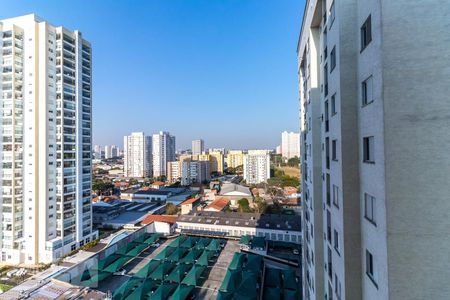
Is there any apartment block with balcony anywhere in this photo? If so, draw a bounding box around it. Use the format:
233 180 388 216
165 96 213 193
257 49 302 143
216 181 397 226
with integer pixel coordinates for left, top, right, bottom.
123 132 152 178
298 1 450 299
0 14 97 265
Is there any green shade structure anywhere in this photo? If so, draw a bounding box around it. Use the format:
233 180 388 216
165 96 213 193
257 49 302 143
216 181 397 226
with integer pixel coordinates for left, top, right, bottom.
194 237 211 250
167 247 188 262
244 254 262 274
263 287 281 300
165 264 191 283
76 268 111 287
239 235 252 245
181 265 206 286
195 250 214 267
168 284 194 300
102 255 130 273
149 261 175 281
180 236 198 248
219 269 242 292
149 282 177 300
154 246 176 261
124 279 158 300
205 239 221 251
235 271 257 295
265 268 281 288
281 269 298 290
113 277 145 300
180 248 202 264
116 242 141 256
134 232 152 244
216 290 234 300
97 254 123 271
283 288 298 300
144 233 161 245
167 236 187 248
134 260 161 279
228 252 245 271
250 236 265 249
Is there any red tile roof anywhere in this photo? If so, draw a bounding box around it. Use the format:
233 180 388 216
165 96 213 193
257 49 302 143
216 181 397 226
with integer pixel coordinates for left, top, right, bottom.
152 181 166 186
141 215 177 225
205 197 229 211
181 196 201 206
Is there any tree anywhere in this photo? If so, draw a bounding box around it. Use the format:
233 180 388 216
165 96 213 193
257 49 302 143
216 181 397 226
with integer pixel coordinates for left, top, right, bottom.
287 156 300 167
165 203 178 215
128 178 139 186
92 180 114 196
254 196 267 213
237 198 252 213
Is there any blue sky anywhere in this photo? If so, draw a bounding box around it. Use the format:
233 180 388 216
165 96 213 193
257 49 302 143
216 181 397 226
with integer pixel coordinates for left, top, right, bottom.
1 0 304 150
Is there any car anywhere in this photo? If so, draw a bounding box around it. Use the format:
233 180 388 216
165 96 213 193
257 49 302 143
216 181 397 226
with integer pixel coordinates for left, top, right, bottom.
151 243 160 247
113 268 126 276
293 249 299 255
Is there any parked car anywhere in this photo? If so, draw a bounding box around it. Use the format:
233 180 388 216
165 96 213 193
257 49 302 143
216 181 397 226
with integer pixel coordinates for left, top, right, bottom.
113 268 126 276
151 243 160 247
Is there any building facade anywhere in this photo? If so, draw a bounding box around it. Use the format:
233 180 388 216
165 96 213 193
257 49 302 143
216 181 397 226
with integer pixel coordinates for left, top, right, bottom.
0 14 97 264
281 131 300 159
226 150 245 169
191 139 204 155
243 150 271 184
152 131 175 177
180 160 210 186
123 132 152 178
167 161 181 184
298 1 450 300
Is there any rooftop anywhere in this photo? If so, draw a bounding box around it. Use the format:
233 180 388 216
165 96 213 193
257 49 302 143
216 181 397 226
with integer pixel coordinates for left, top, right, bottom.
141 214 177 225
219 183 251 196
181 196 201 206
205 197 230 211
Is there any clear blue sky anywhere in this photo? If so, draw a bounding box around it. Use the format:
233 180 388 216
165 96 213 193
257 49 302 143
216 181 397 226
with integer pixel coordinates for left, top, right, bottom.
2 0 304 150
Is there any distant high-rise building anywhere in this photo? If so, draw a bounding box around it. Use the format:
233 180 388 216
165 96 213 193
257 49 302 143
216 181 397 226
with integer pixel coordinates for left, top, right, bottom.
209 151 224 174
243 150 271 184
123 132 152 177
276 145 282 155
298 2 450 300
226 150 245 169
152 131 176 177
167 161 181 184
0 14 97 264
104 145 112 159
111 145 118 158
192 139 204 155
281 131 300 159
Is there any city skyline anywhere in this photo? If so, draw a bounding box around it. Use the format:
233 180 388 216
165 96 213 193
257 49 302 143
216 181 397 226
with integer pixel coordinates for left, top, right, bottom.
0 1 303 149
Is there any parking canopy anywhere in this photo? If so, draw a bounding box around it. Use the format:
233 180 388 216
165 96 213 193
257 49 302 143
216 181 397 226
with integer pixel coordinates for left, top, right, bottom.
167 247 188 262
205 239 221 251
149 261 175 281
219 269 242 292
283 288 299 300
180 248 201 264
151 282 177 300
281 269 298 290
154 246 176 261
168 236 187 248
239 235 252 245
180 236 198 248
181 265 206 286
244 254 262 275
265 268 281 288
217 290 233 300
165 264 191 283
124 279 158 300
134 260 161 279
228 252 245 271
168 284 194 300
263 287 280 300
113 277 145 300
194 237 211 250
195 250 214 267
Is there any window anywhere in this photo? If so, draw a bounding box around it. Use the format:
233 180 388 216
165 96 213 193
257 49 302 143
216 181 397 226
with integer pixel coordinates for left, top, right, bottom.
363 136 374 163
329 1 335 28
366 249 378 287
362 75 373 105
332 139 338 161
364 193 376 225
330 46 336 71
332 185 339 208
333 229 340 254
361 15 372 51
324 64 329 96
331 93 337 115
335 273 341 300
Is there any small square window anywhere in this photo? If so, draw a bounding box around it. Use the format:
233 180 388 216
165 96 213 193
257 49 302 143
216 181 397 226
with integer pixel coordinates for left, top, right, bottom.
362 75 373 106
363 136 375 163
361 15 372 51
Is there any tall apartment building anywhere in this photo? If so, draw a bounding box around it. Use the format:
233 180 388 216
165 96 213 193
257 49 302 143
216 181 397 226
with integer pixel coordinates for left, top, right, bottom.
167 161 181 184
226 150 245 169
243 150 271 184
209 151 224 174
281 131 300 159
152 131 175 177
191 139 204 155
0 14 97 264
298 1 450 300
180 160 210 186
104 145 111 159
123 132 152 178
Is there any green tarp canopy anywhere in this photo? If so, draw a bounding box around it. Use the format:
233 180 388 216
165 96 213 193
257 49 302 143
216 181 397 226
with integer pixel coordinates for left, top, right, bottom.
219 269 242 292
134 260 161 279
77 269 111 286
265 268 281 288
281 269 298 290
195 250 214 267
239 235 252 245
126 243 148 257
168 284 194 300
244 254 262 274
149 261 175 281
205 239 221 251
216 291 233 300
181 265 206 286
168 236 187 248
124 279 158 300
180 236 198 248
228 252 245 271
113 277 145 300
97 254 123 271
235 271 257 297
283 288 298 300
144 234 160 245
251 236 265 249
116 242 141 256
263 287 280 300
150 282 177 300
103 255 130 273
180 248 201 264
167 247 188 262
165 264 191 283
154 246 176 260
194 238 211 250
134 232 152 244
